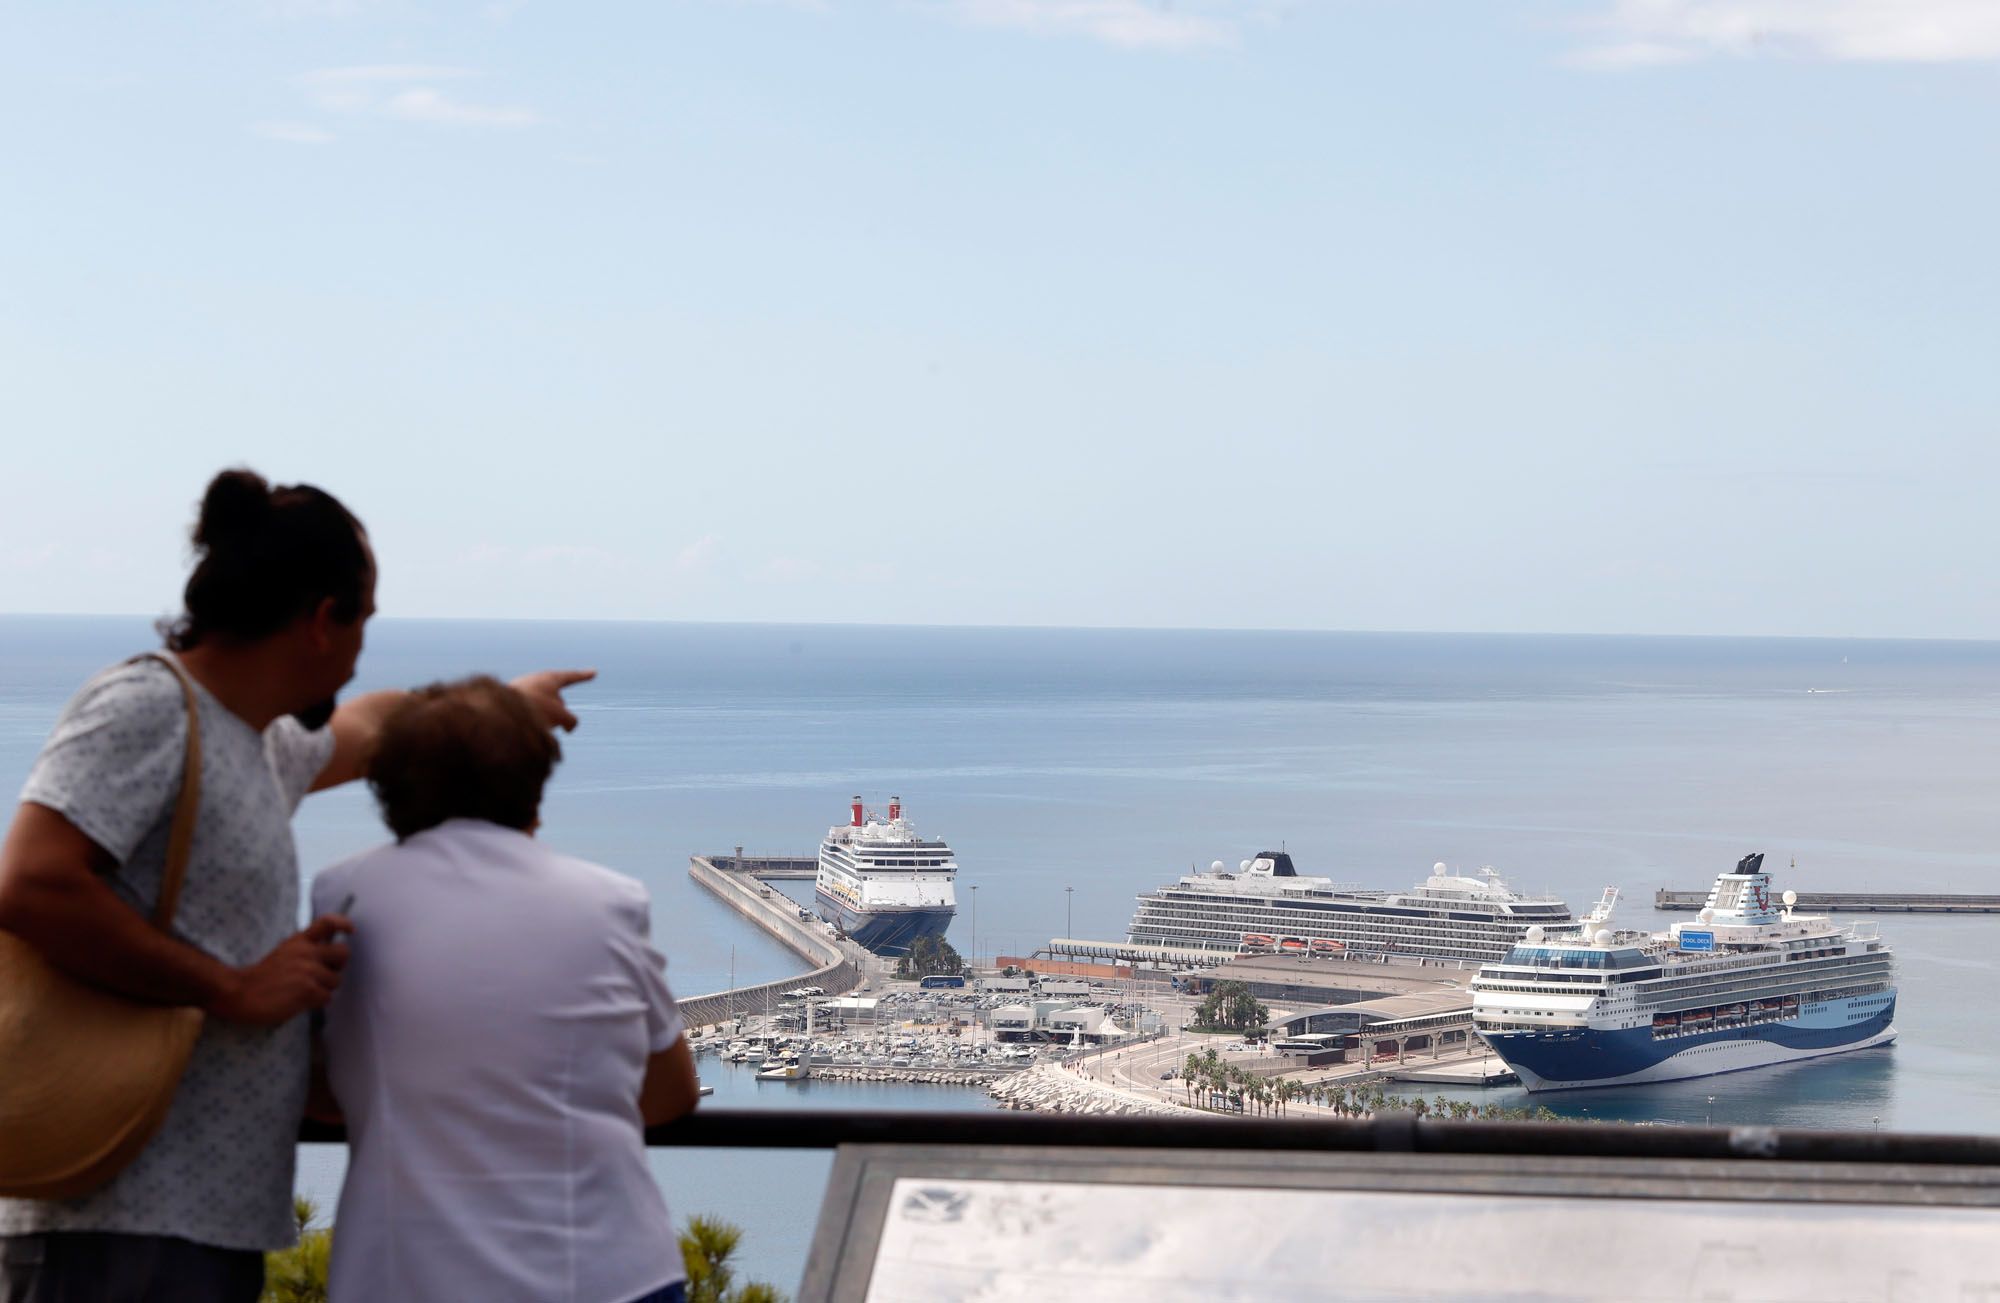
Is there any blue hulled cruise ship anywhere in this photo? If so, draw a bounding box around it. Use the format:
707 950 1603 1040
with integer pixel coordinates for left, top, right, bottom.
814 797 957 957
1472 853 1897 1092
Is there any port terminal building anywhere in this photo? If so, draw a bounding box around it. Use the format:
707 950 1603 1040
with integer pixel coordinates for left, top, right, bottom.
1193 953 1474 1005
985 1002 1126 1045
1272 991 1478 1066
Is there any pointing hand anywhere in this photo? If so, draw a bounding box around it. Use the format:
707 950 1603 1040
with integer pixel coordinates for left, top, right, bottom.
511 669 597 733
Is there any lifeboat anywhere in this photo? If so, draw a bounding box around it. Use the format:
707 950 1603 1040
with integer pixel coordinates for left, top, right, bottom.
1310 938 1344 955
1278 937 1308 954
1239 934 1276 952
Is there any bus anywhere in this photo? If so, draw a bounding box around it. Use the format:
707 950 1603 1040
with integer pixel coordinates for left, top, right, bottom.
918 974 968 990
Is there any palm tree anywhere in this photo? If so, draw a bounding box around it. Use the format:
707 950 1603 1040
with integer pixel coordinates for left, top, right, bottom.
262 1197 332 1303
682 1215 788 1303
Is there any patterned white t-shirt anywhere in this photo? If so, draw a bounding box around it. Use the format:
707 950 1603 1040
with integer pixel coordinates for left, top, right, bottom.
0 654 334 1252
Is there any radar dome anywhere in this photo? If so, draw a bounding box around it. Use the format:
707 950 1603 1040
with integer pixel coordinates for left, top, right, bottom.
1210 860 1227 873
1594 928 1613 946
1240 860 1252 873
1698 908 1714 924
1782 889 1798 907
1524 925 1545 945
1433 862 1448 874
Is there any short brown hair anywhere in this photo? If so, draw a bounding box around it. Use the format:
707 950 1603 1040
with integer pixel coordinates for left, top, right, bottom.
369 676 561 841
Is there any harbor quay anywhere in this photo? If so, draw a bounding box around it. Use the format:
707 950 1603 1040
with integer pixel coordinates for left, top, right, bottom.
681 854 872 1028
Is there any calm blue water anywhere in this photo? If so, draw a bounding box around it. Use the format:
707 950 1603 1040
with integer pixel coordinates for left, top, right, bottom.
6 616 2000 1288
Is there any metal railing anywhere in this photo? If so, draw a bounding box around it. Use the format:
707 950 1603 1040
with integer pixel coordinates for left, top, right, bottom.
297 1109 2000 1168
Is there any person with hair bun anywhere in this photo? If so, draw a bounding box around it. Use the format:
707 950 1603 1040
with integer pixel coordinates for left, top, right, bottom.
0 469 594 1303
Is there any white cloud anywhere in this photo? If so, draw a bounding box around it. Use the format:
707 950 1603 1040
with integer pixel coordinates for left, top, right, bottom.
1566 39 1696 68
301 64 472 110
937 0 1239 50
521 544 618 568
2 542 61 572
251 119 336 144
299 65 539 127
382 87 539 127
254 0 366 16
674 534 722 575
1573 0 2000 65
757 556 825 583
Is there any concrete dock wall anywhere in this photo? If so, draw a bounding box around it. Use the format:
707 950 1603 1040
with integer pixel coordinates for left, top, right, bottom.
681 856 862 1028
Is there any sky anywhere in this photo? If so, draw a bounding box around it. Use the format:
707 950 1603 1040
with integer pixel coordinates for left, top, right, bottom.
2 0 1997 638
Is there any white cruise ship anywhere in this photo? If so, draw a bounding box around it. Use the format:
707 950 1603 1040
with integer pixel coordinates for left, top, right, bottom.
1472 853 1898 1092
1125 852 1579 965
814 797 957 957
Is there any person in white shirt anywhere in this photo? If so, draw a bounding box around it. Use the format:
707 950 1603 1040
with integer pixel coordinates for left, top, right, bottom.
310 676 700 1303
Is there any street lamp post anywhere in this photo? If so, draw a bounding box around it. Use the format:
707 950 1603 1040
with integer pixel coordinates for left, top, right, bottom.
1065 886 1074 942
968 884 978 972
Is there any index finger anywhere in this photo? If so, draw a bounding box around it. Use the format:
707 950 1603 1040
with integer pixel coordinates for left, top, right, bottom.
547 668 596 688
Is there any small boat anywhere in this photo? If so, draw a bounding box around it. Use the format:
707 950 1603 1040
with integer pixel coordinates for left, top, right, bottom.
697 1081 715 1097
1278 937 1308 954
1240 933 1276 953
1309 938 1344 955
755 1056 809 1082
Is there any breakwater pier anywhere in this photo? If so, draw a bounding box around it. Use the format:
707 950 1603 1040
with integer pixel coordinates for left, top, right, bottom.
682 854 870 1027
1654 888 2000 913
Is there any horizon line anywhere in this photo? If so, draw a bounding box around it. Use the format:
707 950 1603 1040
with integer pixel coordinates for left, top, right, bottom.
3 610 1997 648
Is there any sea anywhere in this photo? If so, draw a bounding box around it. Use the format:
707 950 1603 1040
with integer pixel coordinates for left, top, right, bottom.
5 615 2000 1290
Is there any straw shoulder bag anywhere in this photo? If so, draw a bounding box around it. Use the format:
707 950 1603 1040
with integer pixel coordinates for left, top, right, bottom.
0 653 207 1200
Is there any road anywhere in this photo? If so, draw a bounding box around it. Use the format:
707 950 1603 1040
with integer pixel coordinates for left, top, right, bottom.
1061 994 1502 1116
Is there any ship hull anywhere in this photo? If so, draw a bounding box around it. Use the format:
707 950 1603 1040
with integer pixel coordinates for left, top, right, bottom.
816 888 955 957
1483 996 1897 1093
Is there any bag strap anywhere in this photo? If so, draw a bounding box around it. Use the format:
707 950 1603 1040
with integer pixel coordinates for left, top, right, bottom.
133 653 203 930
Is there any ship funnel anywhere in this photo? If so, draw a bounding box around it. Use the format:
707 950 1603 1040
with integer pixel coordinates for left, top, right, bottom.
889 797 901 821
851 796 864 827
